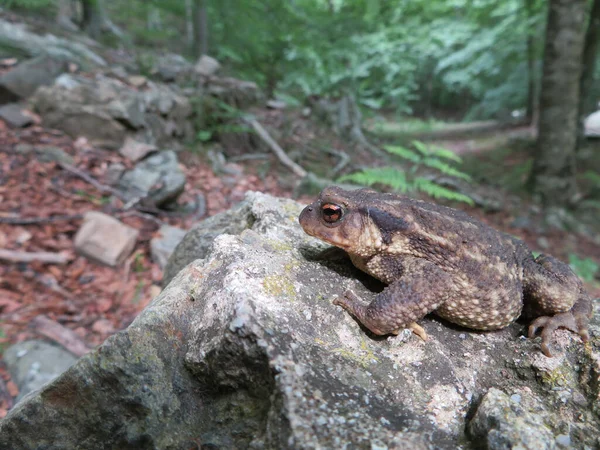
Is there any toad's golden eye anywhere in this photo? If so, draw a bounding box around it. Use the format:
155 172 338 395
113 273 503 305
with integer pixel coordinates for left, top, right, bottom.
321 203 342 223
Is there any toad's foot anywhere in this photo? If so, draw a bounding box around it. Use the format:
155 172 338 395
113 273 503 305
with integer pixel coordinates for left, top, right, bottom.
528 311 590 357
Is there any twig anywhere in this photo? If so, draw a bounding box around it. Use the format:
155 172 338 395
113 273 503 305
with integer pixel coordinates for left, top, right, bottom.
0 214 83 225
243 117 308 178
0 249 71 264
57 161 127 200
117 210 164 226
31 315 90 357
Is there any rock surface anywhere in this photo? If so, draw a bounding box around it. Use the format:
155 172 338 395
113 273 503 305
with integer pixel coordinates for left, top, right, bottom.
30 74 193 149
74 211 139 266
3 340 77 403
1 192 599 449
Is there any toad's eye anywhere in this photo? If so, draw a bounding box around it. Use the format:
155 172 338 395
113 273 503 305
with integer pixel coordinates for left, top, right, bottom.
321 203 343 223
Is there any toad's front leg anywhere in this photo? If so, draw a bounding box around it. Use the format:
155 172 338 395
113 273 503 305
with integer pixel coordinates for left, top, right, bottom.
333 259 451 338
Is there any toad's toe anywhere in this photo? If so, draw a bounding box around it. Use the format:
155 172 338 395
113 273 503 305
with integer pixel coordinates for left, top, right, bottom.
528 312 590 357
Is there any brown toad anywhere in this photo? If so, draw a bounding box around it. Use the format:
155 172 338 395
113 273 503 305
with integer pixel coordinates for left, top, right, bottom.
299 186 593 356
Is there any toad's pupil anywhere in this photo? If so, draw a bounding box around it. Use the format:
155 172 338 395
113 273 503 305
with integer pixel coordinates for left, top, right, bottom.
322 205 341 222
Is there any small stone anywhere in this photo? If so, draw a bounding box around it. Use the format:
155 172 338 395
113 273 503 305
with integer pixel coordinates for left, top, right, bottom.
194 55 221 77
104 162 126 185
266 99 286 110
118 137 157 162
555 434 571 448
0 104 33 128
92 319 115 335
128 75 148 88
3 340 77 403
34 146 74 165
510 394 521 403
74 211 139 267
150 224 187 269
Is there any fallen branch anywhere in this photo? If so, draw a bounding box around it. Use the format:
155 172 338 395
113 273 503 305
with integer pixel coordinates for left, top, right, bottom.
0 249 71 264
57 161 127 201
31 315 90 357
244 117 308 178
0 214 83 225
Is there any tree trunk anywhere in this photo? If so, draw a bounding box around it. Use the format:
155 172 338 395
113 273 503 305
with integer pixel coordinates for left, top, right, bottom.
528 0 589 207
194 0 209 57
80 0 104 39
185 0 194 52
578 0 600 133
524 0 539 126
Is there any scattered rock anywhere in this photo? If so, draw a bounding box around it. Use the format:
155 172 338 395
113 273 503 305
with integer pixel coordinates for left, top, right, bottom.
3 340 77 403
30 74 193 149
150 224 187 269
0 104 33 128
0 54 68 104
151 53 193 83
1 193 598 449
266 99 286 110
33 146 74 165
12 143 74 165
127 75 148 88
205 76 262 109
104 162 126 185
91 319 115 335
118 150 186 207
585 110 600 137
537 236 550 250
194 55 221 77
0 19 106 69
118 137 157 162
74 211 139 267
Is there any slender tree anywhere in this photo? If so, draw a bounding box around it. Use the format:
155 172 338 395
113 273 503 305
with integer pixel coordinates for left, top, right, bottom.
578 0 600 131
194 0 209 57
529 0 590 207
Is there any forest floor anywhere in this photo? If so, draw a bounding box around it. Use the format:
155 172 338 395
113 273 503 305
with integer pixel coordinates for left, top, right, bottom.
1 111 600 417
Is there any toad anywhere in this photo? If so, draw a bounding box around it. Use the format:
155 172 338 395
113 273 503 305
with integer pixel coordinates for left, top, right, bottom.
299 186 593 356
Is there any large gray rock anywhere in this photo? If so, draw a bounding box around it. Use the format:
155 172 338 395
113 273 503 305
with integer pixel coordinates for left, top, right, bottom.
0 192 599 449
0 54 68 104
30 74 193 149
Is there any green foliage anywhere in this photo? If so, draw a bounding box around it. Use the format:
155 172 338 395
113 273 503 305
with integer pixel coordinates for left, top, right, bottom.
568 254 599 283
1 0 54 10
339 141 474 205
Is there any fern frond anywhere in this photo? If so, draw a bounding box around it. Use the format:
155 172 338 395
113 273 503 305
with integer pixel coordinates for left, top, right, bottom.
411 140 431 156
414 178 474 205
383 145 421 163
422 158 472 181
428 145 463 163
339 168 410 192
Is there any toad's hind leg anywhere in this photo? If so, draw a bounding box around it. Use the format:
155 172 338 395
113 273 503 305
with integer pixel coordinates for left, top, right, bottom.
333 259 451 338
524 254 593 356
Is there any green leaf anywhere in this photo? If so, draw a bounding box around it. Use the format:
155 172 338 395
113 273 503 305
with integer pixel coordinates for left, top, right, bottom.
383 145 421 163
422 158 472 181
